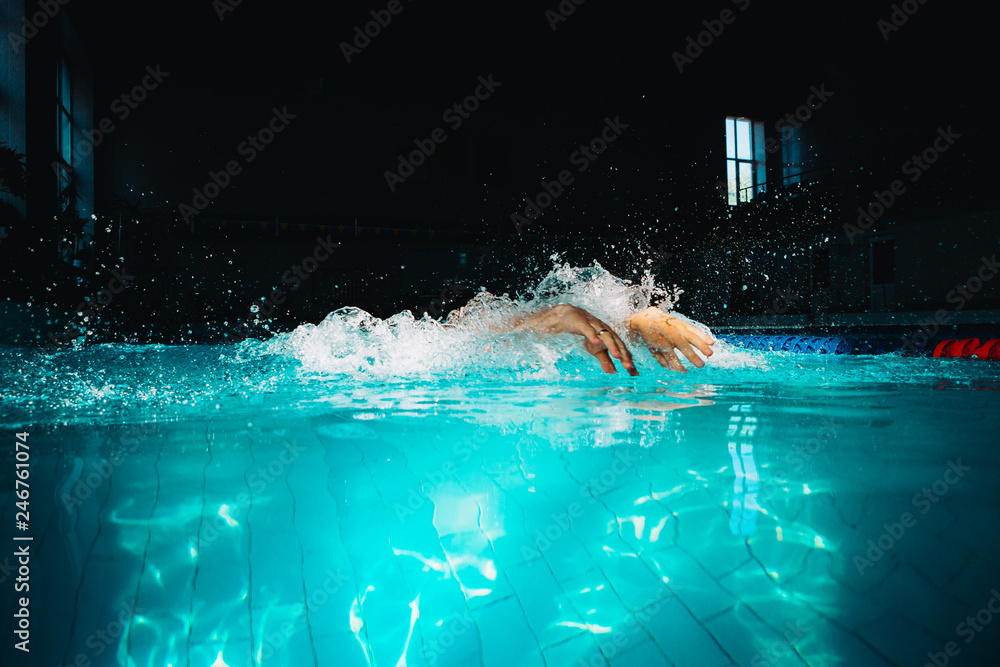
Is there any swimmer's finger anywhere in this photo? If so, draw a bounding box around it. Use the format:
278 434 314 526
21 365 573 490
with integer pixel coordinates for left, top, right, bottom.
607 330 639 376
653 347 687 374
688 329 716 357
595 327 625 363
590 346 618 374
582 322 604 346
676 341 706 368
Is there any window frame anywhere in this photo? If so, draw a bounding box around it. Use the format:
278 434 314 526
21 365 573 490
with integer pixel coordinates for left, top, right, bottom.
725 116 766 205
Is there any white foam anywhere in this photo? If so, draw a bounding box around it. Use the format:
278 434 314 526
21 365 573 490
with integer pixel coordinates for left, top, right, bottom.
261 261 724 380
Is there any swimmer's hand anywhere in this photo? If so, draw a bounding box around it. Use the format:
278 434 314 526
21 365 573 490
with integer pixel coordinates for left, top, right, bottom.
628 307 715 373
515 305 639 376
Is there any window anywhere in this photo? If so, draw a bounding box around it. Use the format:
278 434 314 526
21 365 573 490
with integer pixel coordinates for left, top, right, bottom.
56 52 73 198
724 117 766 205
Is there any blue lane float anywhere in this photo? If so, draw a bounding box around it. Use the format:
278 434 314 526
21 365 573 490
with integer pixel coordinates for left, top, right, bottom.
721 335 903 355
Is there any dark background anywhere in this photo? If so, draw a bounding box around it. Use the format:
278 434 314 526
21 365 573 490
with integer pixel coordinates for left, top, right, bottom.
0 0 994 344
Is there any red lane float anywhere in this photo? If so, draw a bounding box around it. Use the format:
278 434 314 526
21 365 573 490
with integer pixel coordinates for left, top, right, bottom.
976 339 1000 359
932 339 994 359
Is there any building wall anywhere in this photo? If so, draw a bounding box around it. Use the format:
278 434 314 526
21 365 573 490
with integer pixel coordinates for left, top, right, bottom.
1 0 28 221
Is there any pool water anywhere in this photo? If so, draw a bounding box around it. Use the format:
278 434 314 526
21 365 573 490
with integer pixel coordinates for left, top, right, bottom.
3 266 1000 667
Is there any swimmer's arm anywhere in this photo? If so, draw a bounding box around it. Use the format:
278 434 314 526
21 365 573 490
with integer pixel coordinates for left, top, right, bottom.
626 306 716 373
507 304 639 376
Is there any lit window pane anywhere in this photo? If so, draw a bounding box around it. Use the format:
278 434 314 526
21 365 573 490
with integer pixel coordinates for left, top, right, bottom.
736 119 751 160
725 118 735 159
756 165 766 195
739 162 753 201
727 160 737 205
60 58 71 108
754 121 766 162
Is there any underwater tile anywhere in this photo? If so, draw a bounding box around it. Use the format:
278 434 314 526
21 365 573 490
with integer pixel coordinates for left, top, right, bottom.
674 504 750 577
569 498 622 547
541 632 607 667
188 551 253 660
775 548 884 633
37 524 87 616
607 638 671 667
939 506 1000 572
325 457 383 509
300 558 358 639
636 596 731 667
856 610 949 667
65 558 140 658
562 446 623 482
292 489 350 561
559 567 632 627
250 605 316 666
474 595 545 667
504 558 587 648
661 485 720 515
940 554 1000 611
419 603 483 667
903 523 973 590
829 537 897 596
29 609 74 667
589 547 671 614
558 566 662 661
244 489 297 538
313 632 380 667
482 463 533 498
704 605 806 666
717 559 822 636
188 638 254 667
490 528 539 573
539 529 594 584
339 506 392 562
793 613 896 667
638 546 734 621
745 529 814 593
868 562 968 644
249 529 306 611
429 481 487 538
132 553 198 656
438 531 511 610
355 586 428 667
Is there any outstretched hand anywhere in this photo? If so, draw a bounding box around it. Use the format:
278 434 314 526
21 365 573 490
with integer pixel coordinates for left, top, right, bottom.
628 307 715 373
516 304 639 376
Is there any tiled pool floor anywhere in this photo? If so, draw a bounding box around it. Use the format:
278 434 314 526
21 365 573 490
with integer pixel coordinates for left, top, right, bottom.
4 387 1000 667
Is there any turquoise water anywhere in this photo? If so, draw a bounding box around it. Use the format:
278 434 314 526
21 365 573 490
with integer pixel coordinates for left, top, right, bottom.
2 267 1000 667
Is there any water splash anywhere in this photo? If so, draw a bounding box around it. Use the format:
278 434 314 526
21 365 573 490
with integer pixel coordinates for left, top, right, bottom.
262 260 695 381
